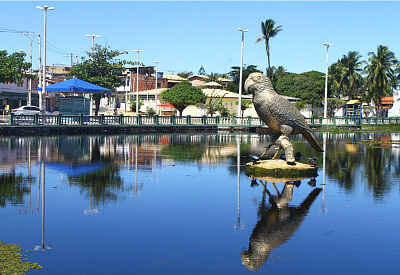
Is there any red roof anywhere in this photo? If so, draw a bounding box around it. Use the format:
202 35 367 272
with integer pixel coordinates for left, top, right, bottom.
157 103 174 107
381 97 393 105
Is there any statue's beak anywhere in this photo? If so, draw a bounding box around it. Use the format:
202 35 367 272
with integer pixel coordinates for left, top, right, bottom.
244 77 253 93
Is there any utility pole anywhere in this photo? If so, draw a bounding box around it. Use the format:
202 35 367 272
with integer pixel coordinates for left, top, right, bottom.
21 33 41 105
132 50 144 116
62 53 78 68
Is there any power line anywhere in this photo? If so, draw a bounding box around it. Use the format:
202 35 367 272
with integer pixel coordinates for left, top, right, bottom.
0 27 31 33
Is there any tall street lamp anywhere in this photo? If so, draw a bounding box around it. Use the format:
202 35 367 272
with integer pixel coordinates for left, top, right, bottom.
323 43 333 119
153 61 161 115
36 5 54 113
86 34 101 50
238 28 248 118
132 50 144 116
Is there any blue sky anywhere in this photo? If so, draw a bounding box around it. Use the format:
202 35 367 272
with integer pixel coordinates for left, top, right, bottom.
2 1 400 76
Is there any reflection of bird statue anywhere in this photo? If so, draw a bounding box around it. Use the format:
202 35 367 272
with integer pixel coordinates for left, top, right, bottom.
241 181 322 271
244 72 323 164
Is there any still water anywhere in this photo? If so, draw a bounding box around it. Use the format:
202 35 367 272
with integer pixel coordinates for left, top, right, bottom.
1 132 400 274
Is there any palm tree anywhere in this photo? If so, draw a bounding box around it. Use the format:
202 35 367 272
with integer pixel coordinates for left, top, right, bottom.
364 45 398 114
329 62 345 97
255 19 283 79
268 65 287 87
340 51 365 99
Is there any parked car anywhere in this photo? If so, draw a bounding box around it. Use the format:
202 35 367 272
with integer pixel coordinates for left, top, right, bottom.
11 106 51 115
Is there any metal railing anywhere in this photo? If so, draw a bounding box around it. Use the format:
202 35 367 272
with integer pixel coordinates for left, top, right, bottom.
306 117 400 126
4 114 400 127
6 114 264 127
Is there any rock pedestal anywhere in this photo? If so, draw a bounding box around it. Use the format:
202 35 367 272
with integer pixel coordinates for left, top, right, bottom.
245 159 318 178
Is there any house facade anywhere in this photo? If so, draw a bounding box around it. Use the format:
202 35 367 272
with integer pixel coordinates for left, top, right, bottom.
0 78 39 111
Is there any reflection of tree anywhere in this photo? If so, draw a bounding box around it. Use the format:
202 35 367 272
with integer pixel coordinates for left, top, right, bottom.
0 172 30 207
242 180 321 271
325 140 362 191
161 137 208 163
325 133 400 199
68 164 123 206
363 146 396 200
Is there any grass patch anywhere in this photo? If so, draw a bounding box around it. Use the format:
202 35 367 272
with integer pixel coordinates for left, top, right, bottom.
361 124 400 132
0 241 42 274
360 139 400 145
313 123 400 133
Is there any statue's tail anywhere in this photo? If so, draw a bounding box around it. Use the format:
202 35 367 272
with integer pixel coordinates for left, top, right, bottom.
302 131 324 152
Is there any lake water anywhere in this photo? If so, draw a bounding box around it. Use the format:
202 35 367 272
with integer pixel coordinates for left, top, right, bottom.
1 132 399 274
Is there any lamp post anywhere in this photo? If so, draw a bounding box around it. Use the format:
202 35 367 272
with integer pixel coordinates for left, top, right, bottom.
36 5 54 113
323 43 333 119
86 34 101 50
132 50 144 116
238 28 248 118
153 61 161 115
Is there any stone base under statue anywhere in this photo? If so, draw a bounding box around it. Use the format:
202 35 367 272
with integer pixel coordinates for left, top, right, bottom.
245 159 318 178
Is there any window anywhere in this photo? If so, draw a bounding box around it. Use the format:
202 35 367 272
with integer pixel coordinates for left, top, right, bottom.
157 83 162 88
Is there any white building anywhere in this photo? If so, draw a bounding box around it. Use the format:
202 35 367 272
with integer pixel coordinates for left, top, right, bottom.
388 91 400 117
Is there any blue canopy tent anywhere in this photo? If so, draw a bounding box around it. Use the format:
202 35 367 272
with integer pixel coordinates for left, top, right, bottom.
37 78 112 115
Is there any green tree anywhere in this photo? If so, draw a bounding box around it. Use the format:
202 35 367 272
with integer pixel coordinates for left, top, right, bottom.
198 65 206 75
340 51 365 99
268 65 287 87
209 72 221 82
145 107 156 116
255 19 283 78
69 45 130 115
0 50 32 84
160 81 206 115
204 90 227 116
329 62 344 97
177 71 193 78
326 98 346 117
274 71 328 107
236 98 253 117
364 45 398 115
330 51 365 99
227 65 261 94
129 97 144 112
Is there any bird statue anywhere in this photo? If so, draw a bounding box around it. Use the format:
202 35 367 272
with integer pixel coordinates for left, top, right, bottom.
244 72 323 164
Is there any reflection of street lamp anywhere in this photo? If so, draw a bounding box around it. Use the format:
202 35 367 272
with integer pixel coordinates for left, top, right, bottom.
84 188 99 215
34 139 51 251
132 50 144 116
237 28 248 118
321 133 327 214
323 43 333 119
36 5 54 113
234 135 244 231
